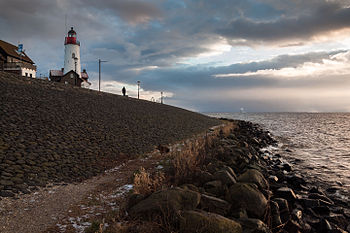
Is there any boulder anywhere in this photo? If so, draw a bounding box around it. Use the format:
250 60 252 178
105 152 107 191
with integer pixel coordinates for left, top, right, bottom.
204 180 223 197
291 209 302 221
273 198 290 223
195 170 214 185
231 208 248 219
302 198 320 208
238 169 269 190
127 193 145 210
222 165 237 180
275 187 296 203
214 170 236 186
180 210 242 233
181 184 200 193
237 218 271 233
226 183 268 219
284 219 302 233
270 201 282 227
129 187 200 217
286 174 306 190
200 194 231 216
282 163 292 172
317 219 332 233
268 175 278 183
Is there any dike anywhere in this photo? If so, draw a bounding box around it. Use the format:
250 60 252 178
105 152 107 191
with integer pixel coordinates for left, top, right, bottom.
0 72 220 198
125 119 350 233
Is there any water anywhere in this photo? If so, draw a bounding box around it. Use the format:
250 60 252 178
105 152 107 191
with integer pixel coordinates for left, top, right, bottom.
208 112 350 195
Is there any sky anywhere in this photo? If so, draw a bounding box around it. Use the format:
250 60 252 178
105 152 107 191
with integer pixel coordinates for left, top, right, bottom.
1 0 350 112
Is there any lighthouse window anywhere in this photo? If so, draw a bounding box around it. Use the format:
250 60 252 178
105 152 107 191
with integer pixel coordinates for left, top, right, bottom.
72 53 75 58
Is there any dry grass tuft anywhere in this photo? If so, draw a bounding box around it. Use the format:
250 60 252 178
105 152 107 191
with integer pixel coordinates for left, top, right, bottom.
133 167 166 195
171 122 235 185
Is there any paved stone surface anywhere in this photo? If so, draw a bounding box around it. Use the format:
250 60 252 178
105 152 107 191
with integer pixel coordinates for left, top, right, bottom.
0 71 220 195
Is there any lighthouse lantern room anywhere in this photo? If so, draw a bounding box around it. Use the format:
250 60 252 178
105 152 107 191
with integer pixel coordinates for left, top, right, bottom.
64 27 81 77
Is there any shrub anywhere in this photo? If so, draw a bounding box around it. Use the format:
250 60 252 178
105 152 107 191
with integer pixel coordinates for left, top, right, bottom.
133 167 165 195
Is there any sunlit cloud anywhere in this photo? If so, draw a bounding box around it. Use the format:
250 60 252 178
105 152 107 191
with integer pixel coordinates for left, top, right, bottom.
196 40 232 58
213 51 350 79
128 66 159 73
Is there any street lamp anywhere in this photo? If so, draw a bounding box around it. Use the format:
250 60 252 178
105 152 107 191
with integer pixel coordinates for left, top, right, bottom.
137 80 140 99
74 57 78 73
161 91 163 104
98 59 107 92
73 57 79 85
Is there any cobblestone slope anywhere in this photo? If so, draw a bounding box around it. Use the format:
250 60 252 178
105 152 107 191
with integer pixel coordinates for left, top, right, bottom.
0 72 220 196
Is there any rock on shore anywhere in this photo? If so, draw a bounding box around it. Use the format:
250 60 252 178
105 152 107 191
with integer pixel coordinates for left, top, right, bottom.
127 120 350 233
0 72 220 197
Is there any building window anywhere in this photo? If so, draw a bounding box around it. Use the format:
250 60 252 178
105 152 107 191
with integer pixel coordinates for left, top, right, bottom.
70 73 73 78
30 74 32 78
72 53 75 58
65 81 68 84
25 73 28 77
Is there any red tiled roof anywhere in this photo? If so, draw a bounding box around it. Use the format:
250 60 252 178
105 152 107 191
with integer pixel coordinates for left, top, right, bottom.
50 70 63 77
0 40 34 64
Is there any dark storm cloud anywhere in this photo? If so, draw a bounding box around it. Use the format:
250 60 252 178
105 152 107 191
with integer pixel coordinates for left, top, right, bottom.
81 0 162 24
2 0 350 71
219 2 350 44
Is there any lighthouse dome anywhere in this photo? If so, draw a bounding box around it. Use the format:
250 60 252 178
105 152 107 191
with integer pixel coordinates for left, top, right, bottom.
65 27 80 45
68 27 76 36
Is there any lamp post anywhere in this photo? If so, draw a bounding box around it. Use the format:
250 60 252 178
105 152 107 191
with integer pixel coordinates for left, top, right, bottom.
98 59 107 92
137 80 140 99
161 91 163 104
74 57 78 73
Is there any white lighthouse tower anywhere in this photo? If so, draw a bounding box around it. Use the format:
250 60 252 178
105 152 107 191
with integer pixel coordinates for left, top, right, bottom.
64 27 81 77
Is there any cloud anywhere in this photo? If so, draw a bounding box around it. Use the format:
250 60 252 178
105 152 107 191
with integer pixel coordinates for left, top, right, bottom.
218 2 350 45
2 0 350 112
80 0 162 24
214 50 350 79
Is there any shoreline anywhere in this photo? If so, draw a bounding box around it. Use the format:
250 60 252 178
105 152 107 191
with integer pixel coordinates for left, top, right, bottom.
124 119 349 233
0 119 349 232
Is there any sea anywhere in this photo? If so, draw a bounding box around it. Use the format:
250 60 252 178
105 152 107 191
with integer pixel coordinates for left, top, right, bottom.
207 112 350 198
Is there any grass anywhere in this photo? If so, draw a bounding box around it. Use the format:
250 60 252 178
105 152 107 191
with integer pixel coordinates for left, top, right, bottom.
133 167 166 196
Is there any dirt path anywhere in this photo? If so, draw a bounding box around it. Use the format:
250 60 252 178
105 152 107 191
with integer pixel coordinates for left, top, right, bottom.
0 152 163 233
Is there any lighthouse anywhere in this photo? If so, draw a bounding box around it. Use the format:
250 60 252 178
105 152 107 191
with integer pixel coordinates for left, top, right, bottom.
49 27 90 88
64 27 81 77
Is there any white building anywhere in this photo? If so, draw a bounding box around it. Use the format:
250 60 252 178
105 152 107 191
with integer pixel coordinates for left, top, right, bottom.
0 40 37 78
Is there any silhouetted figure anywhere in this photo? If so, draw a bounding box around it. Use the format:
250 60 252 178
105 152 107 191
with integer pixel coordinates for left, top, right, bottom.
122 86 126 96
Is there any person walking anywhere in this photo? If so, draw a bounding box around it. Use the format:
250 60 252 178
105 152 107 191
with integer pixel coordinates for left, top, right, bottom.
122 87 126 96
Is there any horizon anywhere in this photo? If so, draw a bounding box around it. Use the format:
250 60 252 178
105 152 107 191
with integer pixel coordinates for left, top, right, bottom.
2 0 350 112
